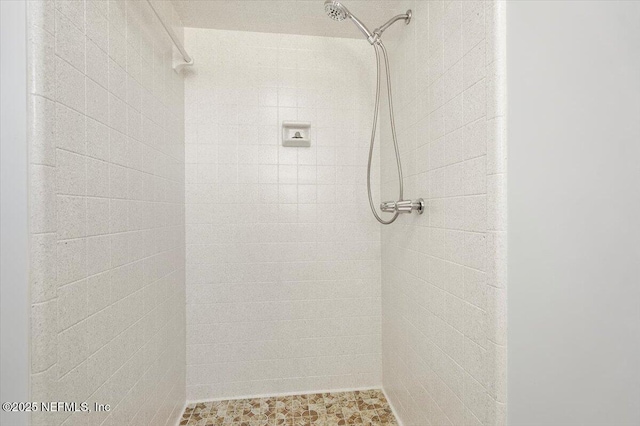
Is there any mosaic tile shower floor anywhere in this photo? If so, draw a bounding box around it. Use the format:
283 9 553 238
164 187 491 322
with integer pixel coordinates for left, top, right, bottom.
180 389 398 426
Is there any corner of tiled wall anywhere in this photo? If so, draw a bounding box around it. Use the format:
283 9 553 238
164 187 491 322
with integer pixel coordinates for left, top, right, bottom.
380 1 507 425
26 0 186 424
485 1 507 423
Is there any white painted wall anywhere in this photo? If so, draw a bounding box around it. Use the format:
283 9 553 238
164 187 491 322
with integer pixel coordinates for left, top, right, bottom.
1 1 30 425
508 1 640 424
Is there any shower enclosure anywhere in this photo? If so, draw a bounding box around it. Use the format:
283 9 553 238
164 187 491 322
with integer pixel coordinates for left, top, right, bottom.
6 1 508 425
5 1 640 425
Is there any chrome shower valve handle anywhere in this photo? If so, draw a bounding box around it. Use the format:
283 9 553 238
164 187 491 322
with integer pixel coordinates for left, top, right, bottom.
380 199 424 215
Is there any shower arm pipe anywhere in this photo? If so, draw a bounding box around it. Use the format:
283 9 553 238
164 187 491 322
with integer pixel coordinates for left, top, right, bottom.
372 11 412 40
144 0 194 72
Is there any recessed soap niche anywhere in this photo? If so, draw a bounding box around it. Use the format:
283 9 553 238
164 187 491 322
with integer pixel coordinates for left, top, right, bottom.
282 121 311 147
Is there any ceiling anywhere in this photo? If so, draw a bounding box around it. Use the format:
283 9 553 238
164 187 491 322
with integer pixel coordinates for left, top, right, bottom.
171 0 401 39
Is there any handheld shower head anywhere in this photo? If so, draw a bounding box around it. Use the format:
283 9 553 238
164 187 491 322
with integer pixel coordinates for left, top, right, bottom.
324 1 412 45
323 0 375 43
324 0 348 21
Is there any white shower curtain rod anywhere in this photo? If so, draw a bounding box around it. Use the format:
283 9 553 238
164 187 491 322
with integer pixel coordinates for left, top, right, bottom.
145 0 194 71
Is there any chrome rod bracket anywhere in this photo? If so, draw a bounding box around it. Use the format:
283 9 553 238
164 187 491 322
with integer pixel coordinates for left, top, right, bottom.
380 198 424 215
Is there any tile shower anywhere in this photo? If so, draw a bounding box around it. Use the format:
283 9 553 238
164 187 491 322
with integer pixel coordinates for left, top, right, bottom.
21 1 507 425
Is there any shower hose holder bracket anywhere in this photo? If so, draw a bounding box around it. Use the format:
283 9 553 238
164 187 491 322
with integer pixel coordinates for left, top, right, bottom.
380 198 425 215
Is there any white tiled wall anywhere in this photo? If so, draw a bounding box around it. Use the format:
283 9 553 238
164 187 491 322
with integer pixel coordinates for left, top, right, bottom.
184 28 382 401
27 1 186 424
379 1 507 425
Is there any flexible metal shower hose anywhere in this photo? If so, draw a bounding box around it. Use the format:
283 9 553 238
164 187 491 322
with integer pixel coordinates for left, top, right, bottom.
367 41 404 225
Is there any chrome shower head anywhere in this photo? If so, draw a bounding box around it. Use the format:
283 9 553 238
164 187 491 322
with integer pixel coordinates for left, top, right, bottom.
324 0 375 43
323 0 412 45
324 0 349 21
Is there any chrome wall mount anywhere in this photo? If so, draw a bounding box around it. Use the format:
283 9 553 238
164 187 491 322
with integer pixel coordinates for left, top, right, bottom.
380 199 424 215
